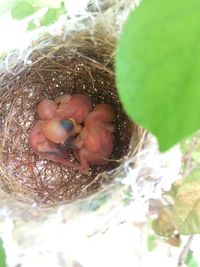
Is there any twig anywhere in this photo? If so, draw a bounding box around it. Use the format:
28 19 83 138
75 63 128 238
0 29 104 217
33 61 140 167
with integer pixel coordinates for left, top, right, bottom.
177 235 194 267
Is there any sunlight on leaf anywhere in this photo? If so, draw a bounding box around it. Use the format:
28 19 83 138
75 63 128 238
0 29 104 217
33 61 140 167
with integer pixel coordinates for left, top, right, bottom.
116 0 200 151
41 7 65 26
27 20 37 31
147 235 157 251
11 1 39 20
165 179 182 199
152 207 175 237
174 168 200 234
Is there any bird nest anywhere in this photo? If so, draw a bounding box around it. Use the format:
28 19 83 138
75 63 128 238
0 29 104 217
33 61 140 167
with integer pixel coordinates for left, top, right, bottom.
0 19 144 205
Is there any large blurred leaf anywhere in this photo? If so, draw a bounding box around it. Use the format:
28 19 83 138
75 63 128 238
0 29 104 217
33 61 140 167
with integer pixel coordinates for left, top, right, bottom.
11 1 39 20
174 168 200 234
116 0 200 151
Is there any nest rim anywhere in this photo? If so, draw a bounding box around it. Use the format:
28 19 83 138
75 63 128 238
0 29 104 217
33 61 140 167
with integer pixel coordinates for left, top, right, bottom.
0 20 145 207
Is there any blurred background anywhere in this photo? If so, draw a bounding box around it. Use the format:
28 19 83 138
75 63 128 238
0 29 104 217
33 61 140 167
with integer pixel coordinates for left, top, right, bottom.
0 0 90 53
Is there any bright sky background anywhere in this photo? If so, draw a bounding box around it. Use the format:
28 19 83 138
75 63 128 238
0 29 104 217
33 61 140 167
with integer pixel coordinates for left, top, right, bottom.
0 12 29 51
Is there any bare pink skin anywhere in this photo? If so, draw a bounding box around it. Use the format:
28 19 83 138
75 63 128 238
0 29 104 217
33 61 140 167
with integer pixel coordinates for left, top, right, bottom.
29 120 84 171
42 119 82 144
72 104 115 173
37 94 93 123
37 99 56 120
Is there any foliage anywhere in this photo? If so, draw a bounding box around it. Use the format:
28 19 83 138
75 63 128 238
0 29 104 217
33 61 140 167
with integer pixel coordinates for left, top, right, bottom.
164 179 182 199
0 0 66 29
147 234 157 251
0 239 6 267
40 6 65 26
152 165 200 236
116 0 200 239
152 207 175 237
116 0 200 152
174 168 200 235
11 1 39 20
185 251 199 267
181 132 200 166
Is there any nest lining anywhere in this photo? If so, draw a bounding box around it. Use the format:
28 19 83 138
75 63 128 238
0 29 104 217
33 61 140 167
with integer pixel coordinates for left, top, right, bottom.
0 32 142 204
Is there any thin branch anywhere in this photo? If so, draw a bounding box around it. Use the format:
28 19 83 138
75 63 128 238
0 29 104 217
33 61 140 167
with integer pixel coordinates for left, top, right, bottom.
177 235 194 267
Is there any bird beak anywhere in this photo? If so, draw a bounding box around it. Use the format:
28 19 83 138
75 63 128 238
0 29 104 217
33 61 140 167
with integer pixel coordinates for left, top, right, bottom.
74 123 82 134
69 118 82 134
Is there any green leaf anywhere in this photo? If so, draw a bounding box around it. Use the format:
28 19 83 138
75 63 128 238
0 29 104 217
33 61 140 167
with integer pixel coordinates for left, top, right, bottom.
0 239 6 267
174 168 200 234
152 207 175 237
11 1 39 20
185 251 199 267
116 0 200 151
41 7 64 26
147 235 157 251
165 179 182 199
27 20 37 31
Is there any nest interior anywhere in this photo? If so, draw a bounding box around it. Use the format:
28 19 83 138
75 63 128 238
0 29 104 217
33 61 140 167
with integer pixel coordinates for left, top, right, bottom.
0 34 141 204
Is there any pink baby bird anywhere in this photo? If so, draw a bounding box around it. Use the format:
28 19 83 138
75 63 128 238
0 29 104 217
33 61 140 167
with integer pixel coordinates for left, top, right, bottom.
37 94 93 123
72 104 115 173
29 119 82 170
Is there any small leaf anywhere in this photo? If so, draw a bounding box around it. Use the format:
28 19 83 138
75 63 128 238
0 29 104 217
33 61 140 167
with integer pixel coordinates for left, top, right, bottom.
27 20 37 31
174 168 200 234
185 251 199 267
116 0 200 151
0 239 7 267
41 7 64 26
147 235 157 251
11 1 39 20
165 179 182 199
152 207 175 237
